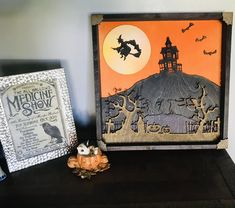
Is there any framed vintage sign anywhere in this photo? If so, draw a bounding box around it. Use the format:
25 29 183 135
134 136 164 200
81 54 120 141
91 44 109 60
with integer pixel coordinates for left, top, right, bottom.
0 68 77 172
92 12 232 151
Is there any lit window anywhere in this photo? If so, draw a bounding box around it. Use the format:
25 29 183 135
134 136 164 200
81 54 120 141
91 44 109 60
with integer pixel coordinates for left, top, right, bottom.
167 52 172 58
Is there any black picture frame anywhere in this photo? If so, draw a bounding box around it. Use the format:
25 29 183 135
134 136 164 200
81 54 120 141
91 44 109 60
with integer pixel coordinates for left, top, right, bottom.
92 12 232 151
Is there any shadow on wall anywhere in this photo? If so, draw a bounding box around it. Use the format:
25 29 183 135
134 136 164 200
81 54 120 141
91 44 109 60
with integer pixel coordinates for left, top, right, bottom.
0 0 31 16
0 59 62 76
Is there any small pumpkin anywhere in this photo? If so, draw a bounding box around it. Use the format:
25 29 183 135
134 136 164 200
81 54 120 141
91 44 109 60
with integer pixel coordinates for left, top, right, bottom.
67 143 110 173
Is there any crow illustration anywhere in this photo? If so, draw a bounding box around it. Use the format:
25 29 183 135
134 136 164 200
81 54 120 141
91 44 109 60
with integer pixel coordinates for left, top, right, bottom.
42 122 63 144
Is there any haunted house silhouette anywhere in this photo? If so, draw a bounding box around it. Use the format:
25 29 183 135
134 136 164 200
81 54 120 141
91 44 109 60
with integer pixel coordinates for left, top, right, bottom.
158 37 182 73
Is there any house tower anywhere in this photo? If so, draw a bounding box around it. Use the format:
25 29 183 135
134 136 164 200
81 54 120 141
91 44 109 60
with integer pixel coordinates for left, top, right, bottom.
158 37 182 73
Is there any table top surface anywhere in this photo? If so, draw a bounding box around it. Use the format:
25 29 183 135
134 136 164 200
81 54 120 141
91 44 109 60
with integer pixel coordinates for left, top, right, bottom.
0 148 235 208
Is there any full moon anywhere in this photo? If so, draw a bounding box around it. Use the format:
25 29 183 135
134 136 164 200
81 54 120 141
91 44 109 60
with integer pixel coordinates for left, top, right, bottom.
103 25 151 75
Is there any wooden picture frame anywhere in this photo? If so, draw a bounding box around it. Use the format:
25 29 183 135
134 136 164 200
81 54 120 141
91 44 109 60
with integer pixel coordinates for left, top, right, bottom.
0 68 77 172
92 12 232 151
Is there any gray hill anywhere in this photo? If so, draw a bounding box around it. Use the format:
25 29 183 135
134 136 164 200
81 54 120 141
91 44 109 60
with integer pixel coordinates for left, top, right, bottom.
102 71 220 134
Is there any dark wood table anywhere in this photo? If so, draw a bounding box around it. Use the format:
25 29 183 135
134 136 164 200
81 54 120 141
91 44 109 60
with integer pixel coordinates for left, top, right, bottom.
1 147 235 208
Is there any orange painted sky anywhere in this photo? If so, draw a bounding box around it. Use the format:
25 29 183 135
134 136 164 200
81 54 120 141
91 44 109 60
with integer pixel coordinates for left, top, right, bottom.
98 20 222 97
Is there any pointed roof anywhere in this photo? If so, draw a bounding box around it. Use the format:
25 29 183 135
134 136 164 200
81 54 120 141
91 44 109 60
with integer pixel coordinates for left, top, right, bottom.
160 37 179 54
165 37 172 46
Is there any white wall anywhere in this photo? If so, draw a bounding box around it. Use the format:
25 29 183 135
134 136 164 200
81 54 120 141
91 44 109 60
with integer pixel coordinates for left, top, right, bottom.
0 0 235 160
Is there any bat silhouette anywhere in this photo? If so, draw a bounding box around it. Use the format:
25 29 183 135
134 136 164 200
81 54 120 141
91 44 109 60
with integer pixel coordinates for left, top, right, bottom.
42 122 63 144
203 49 217 56
195 35 207 42
112 35 142 60
182 22 194 33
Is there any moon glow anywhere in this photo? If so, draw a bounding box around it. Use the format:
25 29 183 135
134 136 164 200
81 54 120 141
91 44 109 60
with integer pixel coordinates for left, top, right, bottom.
103 25 151 75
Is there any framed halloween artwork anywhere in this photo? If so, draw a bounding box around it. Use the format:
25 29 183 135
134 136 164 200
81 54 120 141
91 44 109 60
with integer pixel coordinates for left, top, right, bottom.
0 68 77 172
92 12 232 151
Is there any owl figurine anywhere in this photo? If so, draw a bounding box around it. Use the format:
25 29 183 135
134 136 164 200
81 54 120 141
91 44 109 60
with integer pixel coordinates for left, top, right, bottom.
67 141 110 179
